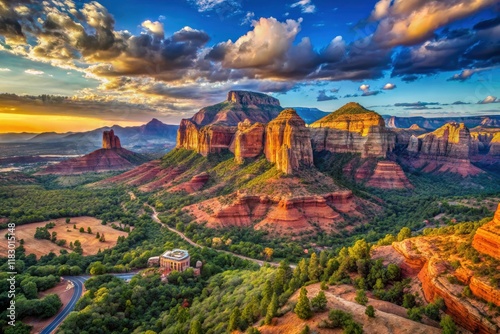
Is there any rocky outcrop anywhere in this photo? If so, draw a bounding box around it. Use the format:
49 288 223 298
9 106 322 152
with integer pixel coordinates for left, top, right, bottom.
405 122 483 176
393 232 500 334
102 129 121 149
366 161 413 189
310 102 395 158
184 190 359 235
472 203 500 260
169 172 210 194
229 120 265 163
177 91 282 156
36 131 146 175
384 115 500 130
264 109 314 174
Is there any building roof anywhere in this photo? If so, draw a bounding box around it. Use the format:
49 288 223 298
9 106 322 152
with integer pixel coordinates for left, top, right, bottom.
161 249 189 261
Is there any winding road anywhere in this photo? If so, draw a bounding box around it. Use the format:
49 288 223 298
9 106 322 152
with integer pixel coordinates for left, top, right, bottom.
40 273 136 334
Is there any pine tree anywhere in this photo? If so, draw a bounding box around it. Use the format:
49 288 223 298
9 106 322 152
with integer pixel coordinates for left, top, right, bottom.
265 293 278 325
189 319 202 334
311 291 328 312
365 305 375 317
260 280 273 315
294 288 312 319
228 308 240 332
308 253 320 281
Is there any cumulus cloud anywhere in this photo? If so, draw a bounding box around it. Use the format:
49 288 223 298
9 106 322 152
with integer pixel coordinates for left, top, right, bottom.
0 68 11 72
448 67 496 81
141 20 164 37
479 96 499 104
189 0 242 15
359 84 370 92
316 90 337 101
371 0 497 47
291 0 316 14
24 69 44 75
382 83 396 90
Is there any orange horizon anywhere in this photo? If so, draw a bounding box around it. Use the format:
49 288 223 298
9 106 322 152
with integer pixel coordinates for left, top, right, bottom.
0 113 146 134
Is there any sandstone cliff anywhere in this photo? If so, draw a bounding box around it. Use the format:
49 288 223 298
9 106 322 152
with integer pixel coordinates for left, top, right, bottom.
405 122 483 176
229 120 265 163
177 91 282 156
310 102 395 158
264 109 314 174
391 227 500 333
472 203 500 260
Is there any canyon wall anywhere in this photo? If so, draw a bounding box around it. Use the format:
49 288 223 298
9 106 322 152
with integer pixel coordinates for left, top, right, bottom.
472 203 500 260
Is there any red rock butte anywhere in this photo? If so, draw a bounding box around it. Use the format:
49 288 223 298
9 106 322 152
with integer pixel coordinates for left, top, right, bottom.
102 129 121 149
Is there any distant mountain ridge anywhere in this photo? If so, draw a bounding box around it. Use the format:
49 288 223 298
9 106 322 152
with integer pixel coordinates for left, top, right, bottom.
384 115 500 130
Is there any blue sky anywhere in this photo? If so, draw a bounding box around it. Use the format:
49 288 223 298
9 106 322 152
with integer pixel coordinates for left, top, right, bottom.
0 0 499 130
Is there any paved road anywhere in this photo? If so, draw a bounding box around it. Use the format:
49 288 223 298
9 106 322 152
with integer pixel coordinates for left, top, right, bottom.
40 273 136 334
147 204 295 269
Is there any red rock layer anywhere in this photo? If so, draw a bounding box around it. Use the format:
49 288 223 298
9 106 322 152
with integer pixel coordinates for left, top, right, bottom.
264 109 314 174
169 172 210 194
472 203 500 260
184 190 358 235
102 129 121 149
229 120 265 163
365 161 413 189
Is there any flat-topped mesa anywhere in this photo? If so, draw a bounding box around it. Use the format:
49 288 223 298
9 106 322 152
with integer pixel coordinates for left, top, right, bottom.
309 102 394 158
102 129 121 149
472 203 500 260
177 91 283 156
264 108 314 174
227 90 280 106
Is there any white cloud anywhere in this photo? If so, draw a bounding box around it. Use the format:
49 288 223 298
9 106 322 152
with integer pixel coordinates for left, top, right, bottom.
141 20 164 37
24 69 45 75
291 0 316 13
359 84 370 91
241 11 255 25
479 95 498 104
382 83 396 90
0 68 11 72
191 0 241 12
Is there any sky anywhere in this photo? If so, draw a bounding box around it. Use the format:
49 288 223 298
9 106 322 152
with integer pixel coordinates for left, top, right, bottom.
0 0 499 132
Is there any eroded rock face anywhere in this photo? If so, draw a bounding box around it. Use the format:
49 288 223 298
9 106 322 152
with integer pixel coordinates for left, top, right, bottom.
102 129 121 149
472 203 500 260
184 190 359 235
177 91 282 156
264 109 314 174
366 161 413 189
405 122 483 176
310 102 395 158
169 172 210 194
229 120 265 163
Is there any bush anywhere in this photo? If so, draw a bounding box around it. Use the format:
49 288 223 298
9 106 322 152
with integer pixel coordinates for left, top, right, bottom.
355 289 368 306
365 305 375 318
440 315 457 334
311 291 328 312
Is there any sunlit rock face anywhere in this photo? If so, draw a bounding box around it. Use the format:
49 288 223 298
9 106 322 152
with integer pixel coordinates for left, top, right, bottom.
229 120 265 164
472 203 500 260
406 122 483 176
310 102 395 158
176 91 282 156
264 109 314 174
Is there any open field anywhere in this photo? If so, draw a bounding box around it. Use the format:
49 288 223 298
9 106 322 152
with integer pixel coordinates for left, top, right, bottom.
0 216 128 258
